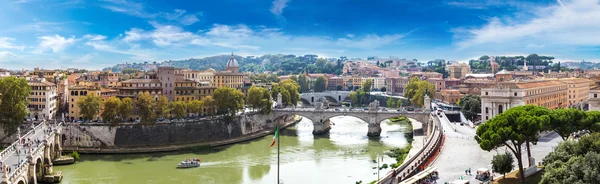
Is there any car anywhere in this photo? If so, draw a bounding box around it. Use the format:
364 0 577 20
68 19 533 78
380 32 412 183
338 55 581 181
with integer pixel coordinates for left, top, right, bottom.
407 107 415 111
363 108 369 111
397 109 402 112
382 108 388 111
335 108 340 111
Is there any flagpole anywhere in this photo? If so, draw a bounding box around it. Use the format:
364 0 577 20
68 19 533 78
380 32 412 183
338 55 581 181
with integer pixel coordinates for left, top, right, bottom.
277 123 280 184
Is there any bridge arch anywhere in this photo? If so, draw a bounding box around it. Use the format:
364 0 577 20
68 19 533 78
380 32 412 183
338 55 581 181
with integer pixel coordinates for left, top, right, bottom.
16 176 27 184
35 157 43 180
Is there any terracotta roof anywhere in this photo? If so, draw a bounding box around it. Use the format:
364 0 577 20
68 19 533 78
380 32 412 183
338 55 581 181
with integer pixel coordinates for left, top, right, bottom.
591 86 600 90
513 80 564 89
28 80 55 87
121 79 161 83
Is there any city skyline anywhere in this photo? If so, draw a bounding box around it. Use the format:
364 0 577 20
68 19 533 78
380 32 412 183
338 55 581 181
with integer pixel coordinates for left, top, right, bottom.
1 0 600 70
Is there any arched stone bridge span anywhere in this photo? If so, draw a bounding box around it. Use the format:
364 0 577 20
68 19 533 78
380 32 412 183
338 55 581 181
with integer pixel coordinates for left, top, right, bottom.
0 122 63 184
271 108 432 136
300 91 350 105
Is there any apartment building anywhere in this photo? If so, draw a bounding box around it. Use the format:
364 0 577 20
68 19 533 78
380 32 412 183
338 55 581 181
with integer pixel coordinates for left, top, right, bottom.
446 63 470 78
560 78 592 109
481 80 568 123
27 79 57 120
386 77 409 95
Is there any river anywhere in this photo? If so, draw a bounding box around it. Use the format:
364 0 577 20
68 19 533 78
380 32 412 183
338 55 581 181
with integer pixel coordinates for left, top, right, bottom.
56 116 410 184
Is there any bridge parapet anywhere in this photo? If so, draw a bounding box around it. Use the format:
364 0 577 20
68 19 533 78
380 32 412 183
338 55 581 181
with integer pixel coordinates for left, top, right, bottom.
0 123 44 162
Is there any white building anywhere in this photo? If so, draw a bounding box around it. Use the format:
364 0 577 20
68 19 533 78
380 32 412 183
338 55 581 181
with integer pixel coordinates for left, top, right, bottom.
370 77 386 90
27 79 58 120
183 68 216 86
588 86 600 111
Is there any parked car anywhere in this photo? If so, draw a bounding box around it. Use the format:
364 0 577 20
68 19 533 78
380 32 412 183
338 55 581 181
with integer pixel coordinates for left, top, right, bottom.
363 108 369 111
407 107 415 111
335 108 340 111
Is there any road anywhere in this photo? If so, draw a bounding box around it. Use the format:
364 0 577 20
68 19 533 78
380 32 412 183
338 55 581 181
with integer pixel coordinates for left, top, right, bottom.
0 123 51 175
431 113 562 183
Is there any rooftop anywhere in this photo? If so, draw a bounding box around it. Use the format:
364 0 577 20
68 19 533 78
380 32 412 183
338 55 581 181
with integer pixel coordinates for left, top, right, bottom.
28 81 55 87
121 79 161 83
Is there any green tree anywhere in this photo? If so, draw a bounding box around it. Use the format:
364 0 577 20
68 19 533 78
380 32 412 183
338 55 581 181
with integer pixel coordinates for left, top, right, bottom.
201 96 215 116
381 87 386 92
280 89 291 106
279 79 300 106
78 93 102 121
347 84 354 91
118 97 133 122
548 108 585 140
541 133 600 184
475 105 550 182
259 89 273 114
458 95 481 121
580 111 600 133
479 55 490 60
386 98 396 108
396 99 403 109
213 87 245 117
315 58 327 68
136 93 156 124
298 73 309 93
362 79 373 93
169 101 188 119
155 95 170 118
349 89 366 106
247 86 263 110
188 99 204 116
0 77 30 133
336 85 343 91
404 77 435 107
313 76 327 92
101 97 121 125
491 152 514 177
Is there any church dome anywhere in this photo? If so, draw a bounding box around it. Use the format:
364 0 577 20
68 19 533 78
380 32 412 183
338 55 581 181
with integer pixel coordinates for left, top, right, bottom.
226 53 239 72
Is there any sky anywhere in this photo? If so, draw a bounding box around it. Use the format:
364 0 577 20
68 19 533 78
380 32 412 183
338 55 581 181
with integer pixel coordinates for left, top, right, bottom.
1 0 600 70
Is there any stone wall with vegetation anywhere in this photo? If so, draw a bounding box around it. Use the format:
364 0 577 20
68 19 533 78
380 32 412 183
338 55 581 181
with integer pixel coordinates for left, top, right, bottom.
63 113 283 148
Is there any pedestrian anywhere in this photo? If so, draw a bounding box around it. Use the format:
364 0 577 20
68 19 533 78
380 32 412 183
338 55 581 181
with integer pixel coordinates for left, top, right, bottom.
469 168 471 175
465 169 468 175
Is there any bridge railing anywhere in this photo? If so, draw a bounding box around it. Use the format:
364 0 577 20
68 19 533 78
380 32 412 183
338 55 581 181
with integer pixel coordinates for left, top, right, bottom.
0 123 45 161
376 115 443 184
7 135 46 182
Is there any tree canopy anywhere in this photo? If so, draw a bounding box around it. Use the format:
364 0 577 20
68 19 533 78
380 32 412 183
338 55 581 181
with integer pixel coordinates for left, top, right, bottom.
78 93 102 121
541 133 600 184
213 86 245 117
491 152 514 177
475 105 550 182
118 97 133 122
101 97 121 125
313 76 327 92
362 79 373 93
169 101 188 119
459 95 481 121
404 77 435 107
136 93 156 124
155 95 170 118
0 77 30 133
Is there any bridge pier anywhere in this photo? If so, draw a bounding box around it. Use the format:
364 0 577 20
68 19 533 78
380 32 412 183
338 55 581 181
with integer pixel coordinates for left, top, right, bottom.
312 119 331 135
367 123 382 137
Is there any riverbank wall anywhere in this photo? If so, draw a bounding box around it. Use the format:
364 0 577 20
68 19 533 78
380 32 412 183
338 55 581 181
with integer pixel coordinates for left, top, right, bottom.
63 113 300 154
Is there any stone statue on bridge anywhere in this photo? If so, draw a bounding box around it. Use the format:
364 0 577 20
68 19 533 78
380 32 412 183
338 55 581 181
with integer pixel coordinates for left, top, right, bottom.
368 100 380 111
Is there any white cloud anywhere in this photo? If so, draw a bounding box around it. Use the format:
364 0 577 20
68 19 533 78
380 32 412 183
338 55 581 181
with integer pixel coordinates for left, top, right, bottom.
83 34 107 41
35 35 76 53
74 53 95 63
270 0 289 16
526 44 545 49
454 0 600 49
101 2 201 25
0 37 25 50
0 51 17 61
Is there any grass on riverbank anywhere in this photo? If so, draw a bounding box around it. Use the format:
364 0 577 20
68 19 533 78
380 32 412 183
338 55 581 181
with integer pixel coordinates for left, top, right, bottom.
385 116 415 168
492 169 543 184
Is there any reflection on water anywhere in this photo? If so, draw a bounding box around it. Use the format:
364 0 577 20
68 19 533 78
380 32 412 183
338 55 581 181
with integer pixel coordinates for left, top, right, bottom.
57 116 409 184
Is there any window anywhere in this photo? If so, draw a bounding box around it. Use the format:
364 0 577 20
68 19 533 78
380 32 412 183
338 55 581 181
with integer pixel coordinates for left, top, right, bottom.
595 94 598 98
484 91 487 95
486 116 489 120
485 107 489 113
514 92 517 97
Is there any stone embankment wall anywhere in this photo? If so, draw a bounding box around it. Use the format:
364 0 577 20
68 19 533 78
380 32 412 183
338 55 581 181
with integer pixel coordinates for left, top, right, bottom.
64 113 289 148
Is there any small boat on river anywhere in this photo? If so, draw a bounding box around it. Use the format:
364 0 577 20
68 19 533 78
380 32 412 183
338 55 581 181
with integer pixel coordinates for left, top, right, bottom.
177 158 200 168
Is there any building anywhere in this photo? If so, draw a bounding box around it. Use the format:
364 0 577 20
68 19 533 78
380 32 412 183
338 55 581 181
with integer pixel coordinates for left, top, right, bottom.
116 79 163 99
560 78 592 109
495 70 513 82
27 79 57 120
588 86 600 111
68 85 117 121
386 77 409 95
426 78 445 92
214 55 247 89
440 89 463 105
157 66 176 101
409 72 443 79
183 68 216 86
175 77 198 102
446 63 470 78
327 77 344 90
98 72 119 88
543 71 569 78
481 80 568 123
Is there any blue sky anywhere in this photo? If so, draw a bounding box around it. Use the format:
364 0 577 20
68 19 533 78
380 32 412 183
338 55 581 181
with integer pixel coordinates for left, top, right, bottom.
1 0 600 69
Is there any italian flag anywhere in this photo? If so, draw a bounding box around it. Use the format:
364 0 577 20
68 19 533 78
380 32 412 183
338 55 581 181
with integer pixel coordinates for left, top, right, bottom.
270 124 279 147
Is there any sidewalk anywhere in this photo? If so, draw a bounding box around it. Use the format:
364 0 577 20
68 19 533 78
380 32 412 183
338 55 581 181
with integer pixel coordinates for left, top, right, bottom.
402 118 426 165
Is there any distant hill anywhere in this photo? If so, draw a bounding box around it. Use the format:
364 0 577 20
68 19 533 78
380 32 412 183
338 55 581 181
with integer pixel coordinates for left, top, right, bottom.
104 54 343 75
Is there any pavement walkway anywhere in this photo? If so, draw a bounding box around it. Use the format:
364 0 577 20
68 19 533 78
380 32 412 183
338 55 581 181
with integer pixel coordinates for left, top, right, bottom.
402 118 426 165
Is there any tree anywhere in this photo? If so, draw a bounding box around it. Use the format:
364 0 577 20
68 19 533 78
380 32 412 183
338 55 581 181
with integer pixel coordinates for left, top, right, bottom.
280 89 291 106
362 79 373 93
136 93 156 124
298 73 309 93
548 108 585 140
259 89 273 114
404 77 435 107
491 152 514 177
188 99 204 116
541 133 600 184
201 96 215 116
155 95 170 118
78 93 102 121
169 101 188 119
213 87 245 117
479 55 490 61
313 76 327 92
475 105 550 183
349 89 366 106
458 95 481 121
396 99 403 109
386 98 396 108
0 77 30 133
347 84 354 91
247 86 263 110
101 97 121 125
279 79 300 106
315 58 327 68
381 87 386 92
336 85 343 91
118 98 133 122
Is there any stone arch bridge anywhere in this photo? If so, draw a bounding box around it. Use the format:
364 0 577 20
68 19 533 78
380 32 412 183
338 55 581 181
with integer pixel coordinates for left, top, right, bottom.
271 106 432 136
300 91 351 105
0 122 63 184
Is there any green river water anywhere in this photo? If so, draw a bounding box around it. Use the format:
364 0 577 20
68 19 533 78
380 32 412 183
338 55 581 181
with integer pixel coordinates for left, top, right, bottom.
56 117 409 184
